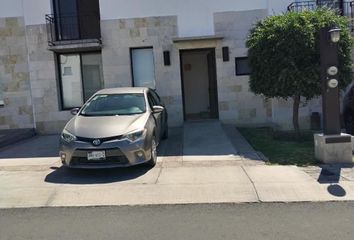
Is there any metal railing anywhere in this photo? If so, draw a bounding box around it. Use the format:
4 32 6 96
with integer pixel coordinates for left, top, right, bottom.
288 1 354 31
45 14 101 46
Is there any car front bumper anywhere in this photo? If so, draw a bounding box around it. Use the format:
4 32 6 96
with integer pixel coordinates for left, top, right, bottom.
59 137 152 169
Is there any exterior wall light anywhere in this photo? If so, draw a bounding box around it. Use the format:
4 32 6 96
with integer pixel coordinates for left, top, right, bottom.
328 79 339 88
327 66 338 76
328 27 341 43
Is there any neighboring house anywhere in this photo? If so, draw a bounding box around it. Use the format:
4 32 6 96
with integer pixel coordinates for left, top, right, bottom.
0 0 352 134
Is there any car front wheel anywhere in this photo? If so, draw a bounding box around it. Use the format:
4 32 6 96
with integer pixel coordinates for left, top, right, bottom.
146 138 157 167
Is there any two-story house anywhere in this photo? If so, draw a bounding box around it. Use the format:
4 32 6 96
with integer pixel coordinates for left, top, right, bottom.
0 0 352 134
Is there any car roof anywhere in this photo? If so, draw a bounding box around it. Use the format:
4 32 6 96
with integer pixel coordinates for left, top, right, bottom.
95 87 149 95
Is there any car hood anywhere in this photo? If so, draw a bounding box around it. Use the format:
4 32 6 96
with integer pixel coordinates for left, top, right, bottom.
64 113 149 138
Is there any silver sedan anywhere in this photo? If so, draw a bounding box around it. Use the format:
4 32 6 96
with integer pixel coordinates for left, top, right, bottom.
59 87 168 168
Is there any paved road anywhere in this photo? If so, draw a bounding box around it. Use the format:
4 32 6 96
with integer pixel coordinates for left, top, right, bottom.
1 202 354 240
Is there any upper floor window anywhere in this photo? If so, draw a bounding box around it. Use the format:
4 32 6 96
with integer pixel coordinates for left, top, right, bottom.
58 52 103 109
131 48 156 89
51 0 100 42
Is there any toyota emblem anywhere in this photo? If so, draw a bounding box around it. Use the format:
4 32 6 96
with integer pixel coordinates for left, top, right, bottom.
92 139 101 146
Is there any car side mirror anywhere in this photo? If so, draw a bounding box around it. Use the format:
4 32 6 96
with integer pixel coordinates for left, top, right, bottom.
70 108 80 115
152 105 164 113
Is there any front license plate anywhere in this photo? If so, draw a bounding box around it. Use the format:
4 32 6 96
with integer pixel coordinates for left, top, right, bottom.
87 151 106 161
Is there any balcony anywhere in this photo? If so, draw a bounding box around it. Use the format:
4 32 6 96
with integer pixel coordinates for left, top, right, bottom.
45 14 102 53
288 1 354 31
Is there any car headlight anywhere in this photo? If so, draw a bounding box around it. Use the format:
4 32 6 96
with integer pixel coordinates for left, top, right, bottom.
124 129 146 142
61 129 77 143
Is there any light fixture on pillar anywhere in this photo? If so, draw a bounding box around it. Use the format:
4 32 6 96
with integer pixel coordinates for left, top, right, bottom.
328 27 341 43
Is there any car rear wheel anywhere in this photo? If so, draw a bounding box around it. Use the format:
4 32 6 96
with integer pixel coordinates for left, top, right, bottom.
146 138 157 167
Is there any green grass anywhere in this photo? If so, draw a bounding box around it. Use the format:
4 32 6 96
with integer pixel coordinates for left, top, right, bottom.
238 128 319 166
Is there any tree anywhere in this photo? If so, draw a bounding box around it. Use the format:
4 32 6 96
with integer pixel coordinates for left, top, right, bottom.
246 8 353 134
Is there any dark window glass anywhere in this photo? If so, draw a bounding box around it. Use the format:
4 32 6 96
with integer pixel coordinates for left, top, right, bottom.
131 48 156 89
235 57 251 76
53 0 100 40
53 0 79 40
150 90 161 105
58 52 103 109
147 93 157 108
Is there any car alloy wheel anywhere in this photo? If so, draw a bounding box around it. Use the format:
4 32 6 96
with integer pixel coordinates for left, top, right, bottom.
147 138 157 167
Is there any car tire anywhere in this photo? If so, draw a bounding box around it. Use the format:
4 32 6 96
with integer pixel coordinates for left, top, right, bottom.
345 114 354 135
146 138 157 167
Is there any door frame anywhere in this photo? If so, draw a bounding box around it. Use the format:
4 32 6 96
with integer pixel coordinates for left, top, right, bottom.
179 48 219 121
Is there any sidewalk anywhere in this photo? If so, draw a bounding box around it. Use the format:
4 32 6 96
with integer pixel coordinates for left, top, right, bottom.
1 123 353 209
1 158 354 209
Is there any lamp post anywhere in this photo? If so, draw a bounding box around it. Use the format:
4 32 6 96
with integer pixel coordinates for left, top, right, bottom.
315 26 353 164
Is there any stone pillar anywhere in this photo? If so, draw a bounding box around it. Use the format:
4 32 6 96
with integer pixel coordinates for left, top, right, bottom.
314 133 353 164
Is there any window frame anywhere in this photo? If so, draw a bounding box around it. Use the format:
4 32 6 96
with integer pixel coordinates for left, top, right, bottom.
57 51 103 111
130 47 156 89
235 56 251 76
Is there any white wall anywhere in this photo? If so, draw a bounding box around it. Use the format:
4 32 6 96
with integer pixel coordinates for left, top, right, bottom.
268 0 293 15
0 0 50 25
0 0 294 32
100 0 267 37
23 0 51 25
0 0 23 18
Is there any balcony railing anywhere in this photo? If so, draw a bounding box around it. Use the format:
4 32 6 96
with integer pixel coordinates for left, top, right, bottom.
288 1 354 31
45 14 101 46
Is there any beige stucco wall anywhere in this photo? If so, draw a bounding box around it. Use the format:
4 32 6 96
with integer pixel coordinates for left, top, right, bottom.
0 16 34 130
26 24 72 134
101 16 184 127
214 9 273 126
214 9 322 130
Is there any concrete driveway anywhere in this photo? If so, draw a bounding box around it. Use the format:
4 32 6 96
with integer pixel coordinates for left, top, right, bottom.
0 120 264 166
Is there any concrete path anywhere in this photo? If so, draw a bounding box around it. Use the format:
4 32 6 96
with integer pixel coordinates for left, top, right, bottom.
182 121 239 161
157 121 264 165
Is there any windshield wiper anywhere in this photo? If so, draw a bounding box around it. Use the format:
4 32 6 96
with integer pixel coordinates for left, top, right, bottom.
80 113 119 117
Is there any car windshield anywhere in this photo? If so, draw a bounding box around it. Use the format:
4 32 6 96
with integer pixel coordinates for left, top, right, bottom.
80 93 146 116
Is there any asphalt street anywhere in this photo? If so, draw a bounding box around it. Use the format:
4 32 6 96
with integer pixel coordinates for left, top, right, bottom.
1 202 354 240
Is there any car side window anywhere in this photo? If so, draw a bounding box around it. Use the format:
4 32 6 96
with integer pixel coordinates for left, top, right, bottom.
147 92 157 109
150 90 161 105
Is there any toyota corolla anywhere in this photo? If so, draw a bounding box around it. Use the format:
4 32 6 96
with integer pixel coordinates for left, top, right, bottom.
59 87 168 168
